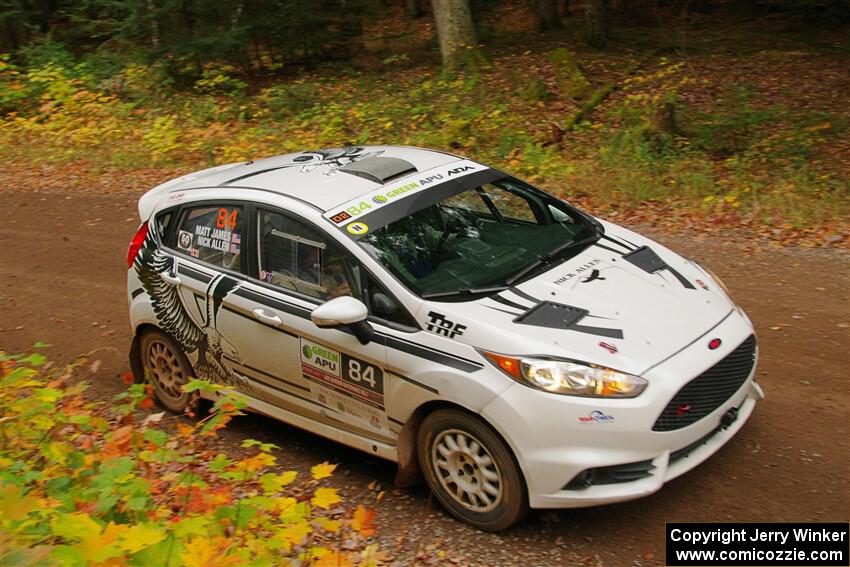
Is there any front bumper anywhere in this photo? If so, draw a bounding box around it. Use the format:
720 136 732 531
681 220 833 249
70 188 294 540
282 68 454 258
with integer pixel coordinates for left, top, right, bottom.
481 309 761 509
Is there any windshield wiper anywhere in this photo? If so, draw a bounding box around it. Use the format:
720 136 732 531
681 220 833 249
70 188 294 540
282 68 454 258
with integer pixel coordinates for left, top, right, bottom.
505 233 599 286
421 285 509 300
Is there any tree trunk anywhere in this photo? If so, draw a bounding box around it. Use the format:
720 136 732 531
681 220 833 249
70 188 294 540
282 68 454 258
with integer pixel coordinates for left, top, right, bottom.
147 0 160 48
583 0 611 48
431 0 482 71
406 0 424 18
532 0 563 32
645 100 682 152
649 101 680 137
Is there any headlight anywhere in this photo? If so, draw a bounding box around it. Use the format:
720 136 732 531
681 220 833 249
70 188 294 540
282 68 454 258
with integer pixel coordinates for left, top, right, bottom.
482 352 647 398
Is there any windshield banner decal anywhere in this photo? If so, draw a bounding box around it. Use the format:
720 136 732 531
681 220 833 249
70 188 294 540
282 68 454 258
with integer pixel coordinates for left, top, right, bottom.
323 159 487 232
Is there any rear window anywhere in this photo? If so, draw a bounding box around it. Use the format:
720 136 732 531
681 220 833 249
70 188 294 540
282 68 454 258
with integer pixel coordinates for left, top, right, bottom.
175 205 244 270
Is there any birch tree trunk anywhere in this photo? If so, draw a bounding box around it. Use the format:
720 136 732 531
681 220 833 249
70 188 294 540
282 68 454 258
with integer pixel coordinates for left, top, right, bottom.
431 0 482 71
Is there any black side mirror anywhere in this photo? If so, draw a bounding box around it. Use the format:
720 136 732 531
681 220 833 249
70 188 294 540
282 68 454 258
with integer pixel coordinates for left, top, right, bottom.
349 320 375 345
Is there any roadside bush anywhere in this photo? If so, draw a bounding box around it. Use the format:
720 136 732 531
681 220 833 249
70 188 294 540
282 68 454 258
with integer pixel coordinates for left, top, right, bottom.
17 38 77 75
194 63 248 97
0 55 28 114
0 348 382 566
687 84 779 157
256 81 322 118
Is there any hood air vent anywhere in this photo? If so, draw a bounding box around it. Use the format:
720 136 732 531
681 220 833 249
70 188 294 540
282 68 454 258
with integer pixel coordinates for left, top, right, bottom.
339 157 417 185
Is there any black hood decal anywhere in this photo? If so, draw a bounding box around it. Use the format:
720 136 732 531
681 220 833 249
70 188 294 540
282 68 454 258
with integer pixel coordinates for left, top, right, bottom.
495 290 625 340
591 236 697 291
622 246 696 290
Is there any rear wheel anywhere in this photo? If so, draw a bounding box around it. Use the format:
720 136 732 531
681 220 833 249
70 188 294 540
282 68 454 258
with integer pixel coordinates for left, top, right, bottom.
139 329 197 413
417 409 528 531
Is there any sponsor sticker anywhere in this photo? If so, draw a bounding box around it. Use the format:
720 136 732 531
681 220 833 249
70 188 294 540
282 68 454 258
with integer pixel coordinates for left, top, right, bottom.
177 230 193 250
300 338 387 431
330 211 351 224
193 225 236 252
301 339 341 377
346 222 369 235
324 159 486 225
425 311 467 338
578 410 616 423
599 341 618 354
552 258 603 286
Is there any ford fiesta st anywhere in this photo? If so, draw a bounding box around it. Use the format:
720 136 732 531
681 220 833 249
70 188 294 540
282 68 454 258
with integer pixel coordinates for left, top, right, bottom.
127 145 762 531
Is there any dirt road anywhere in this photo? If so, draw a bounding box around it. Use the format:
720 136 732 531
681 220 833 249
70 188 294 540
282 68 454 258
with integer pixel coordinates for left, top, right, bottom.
2 187 848 566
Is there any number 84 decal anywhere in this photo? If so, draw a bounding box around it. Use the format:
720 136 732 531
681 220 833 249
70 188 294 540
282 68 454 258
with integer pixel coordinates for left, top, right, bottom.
341 354 383 396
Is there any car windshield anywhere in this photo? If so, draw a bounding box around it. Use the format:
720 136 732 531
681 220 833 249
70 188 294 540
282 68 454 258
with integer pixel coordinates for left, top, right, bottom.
357 173 598 298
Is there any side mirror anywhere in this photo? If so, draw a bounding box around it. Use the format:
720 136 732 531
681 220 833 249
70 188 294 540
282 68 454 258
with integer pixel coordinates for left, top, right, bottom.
310 296 374 345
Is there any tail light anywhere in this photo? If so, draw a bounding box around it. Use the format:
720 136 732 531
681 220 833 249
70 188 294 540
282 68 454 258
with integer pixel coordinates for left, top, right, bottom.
127 222 149 269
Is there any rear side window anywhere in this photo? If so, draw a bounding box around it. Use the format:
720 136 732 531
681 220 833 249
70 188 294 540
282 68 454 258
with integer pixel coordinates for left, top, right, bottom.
176 205 244 270
258 210 359 301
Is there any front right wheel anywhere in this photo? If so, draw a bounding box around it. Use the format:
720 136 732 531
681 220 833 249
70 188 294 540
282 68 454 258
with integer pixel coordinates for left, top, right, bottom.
417 409 528 531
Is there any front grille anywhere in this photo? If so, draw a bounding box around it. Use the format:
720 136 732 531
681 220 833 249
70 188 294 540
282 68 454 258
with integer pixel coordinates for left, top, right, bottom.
653 335 756 432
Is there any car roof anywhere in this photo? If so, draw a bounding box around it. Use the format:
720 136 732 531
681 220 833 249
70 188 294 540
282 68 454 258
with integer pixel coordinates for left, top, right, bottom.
140 146 463 220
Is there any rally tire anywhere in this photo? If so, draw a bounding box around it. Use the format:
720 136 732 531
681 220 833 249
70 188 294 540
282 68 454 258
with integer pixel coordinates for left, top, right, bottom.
139 329 198 414
418 409 528 531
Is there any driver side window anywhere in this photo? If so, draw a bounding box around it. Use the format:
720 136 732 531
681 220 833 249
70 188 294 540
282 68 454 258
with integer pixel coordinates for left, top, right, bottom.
257 210 358 301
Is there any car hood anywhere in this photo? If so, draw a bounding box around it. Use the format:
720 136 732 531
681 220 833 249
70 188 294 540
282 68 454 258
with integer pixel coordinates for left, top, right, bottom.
414 223 735 376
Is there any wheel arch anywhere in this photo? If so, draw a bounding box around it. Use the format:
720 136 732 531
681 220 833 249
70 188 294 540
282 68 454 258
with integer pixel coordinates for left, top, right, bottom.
129 322 163 384
394 400 528 501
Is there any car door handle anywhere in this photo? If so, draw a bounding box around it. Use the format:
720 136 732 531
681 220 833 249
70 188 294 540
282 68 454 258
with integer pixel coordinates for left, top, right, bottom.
160 272 182 286
253 308 281 326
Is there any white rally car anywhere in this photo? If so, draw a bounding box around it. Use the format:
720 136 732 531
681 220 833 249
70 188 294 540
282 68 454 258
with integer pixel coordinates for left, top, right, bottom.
127 146 762 531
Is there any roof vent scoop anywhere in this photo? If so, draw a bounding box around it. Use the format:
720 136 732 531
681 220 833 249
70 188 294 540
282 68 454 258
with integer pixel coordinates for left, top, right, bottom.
339 157 417 185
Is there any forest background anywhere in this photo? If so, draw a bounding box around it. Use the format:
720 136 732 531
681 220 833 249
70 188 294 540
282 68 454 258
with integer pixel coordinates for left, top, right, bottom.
2 0 849 247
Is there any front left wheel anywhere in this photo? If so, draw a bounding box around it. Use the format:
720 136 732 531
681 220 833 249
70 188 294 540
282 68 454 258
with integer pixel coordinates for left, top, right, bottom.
139 329 197 414
417 409 528 531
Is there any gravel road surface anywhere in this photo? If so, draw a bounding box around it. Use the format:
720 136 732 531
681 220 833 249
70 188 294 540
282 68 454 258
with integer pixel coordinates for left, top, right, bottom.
2 187 847 566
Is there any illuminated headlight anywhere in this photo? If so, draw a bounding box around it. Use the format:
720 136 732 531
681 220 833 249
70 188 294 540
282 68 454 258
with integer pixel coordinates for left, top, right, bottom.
482 352 647 398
